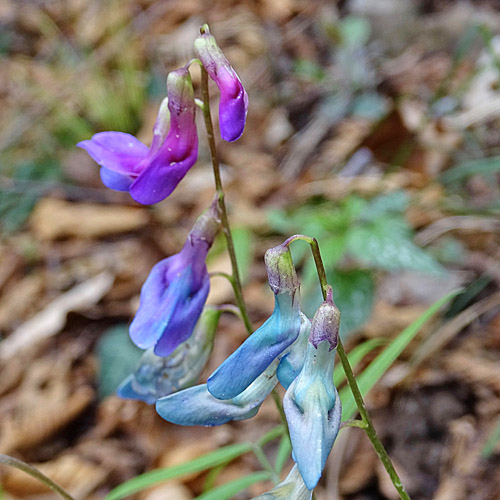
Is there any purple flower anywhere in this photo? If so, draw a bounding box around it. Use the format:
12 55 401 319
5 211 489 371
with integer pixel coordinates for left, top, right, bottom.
77 67 198 205
194 25 248 142
130 200 220 356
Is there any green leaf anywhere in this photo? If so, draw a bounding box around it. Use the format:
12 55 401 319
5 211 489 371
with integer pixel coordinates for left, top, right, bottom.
105 427 283 500
194 472 271 500
303 269 375 338
346 217 444 274
333 338 386 386
96 325 142 398
274 434 292 475
481 417 500 458
340 289 461 420
104 443 255 500
360 191 409 221
441 156 500 184
232 227 253 284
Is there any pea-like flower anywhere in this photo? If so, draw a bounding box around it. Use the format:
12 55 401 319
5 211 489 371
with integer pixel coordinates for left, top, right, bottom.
77 67 198 205
194 25 248 142
251 465 312 500
283 287 342 490
130 199 220 356
276 313 311 390
207 244 302 400
118 307 221 404
155 358 279 426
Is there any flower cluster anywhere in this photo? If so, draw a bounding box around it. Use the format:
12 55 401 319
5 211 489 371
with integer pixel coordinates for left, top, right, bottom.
81 24 343 498
78 26 247 204
156 244 342 492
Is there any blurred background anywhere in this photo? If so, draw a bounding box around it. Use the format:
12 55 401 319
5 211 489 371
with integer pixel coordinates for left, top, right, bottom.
1 0 500 498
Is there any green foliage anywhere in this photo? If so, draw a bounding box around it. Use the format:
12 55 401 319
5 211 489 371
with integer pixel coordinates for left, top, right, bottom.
481 417 500 458
339 289 461 420
104 426 284 500
96 325 142 398
269 191 444 335
195 472 271 500
0 159 62 234
232 227 253 284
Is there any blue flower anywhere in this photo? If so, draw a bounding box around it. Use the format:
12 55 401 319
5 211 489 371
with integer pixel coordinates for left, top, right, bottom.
251 465 312 500
78 67 198 205
276 313 311 390
207 244 301 400
118 307 221 404
283 288 342 490
130 200 220 356
155 358 279 426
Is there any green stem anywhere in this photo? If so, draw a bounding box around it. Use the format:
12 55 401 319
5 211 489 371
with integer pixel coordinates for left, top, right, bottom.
0 454 76 500
199 65 253 335
295 236 411 500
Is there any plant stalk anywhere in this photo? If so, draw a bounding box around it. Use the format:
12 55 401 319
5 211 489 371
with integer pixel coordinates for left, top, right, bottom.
200 66 253 335
0 454 75 500
304 237 411 500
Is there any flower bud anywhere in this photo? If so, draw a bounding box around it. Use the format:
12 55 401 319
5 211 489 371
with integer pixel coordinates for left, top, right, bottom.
194 25 248 142
309 286 340 351
264 244 300 296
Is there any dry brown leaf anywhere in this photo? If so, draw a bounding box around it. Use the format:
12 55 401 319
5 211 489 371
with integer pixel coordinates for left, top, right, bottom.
141 481 193 500
30 198 149 240
0 357 94 454
158 437 216 483
0 272 113 362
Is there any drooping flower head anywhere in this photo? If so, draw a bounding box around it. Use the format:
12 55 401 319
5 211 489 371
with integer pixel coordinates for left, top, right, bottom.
207 243 302 400
130 199 220 356
283 287 342 490
194 24 248 142
251 465 312 500
118 306 221 404
155 357 279 426
77 67 198 204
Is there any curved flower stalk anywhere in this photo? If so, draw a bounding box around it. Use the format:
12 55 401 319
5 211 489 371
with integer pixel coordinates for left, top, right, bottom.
155 358 279 426
118 307 221 404
207 244 302 400
251 465 312 500
276 313 311 390
283 288 342 490
77 67 198 204
194 24 248 142
130 199 220 356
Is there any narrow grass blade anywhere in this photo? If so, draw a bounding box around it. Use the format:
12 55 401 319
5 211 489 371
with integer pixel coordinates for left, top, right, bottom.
274 434 292 475
194 471 271 500
104 443 253 500
340 289 461 420
333 338 386 386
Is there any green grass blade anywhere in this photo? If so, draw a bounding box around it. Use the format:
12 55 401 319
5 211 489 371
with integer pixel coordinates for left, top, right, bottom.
340 289 461 420
481 417 500 458
333 338 386 386
104 443 254 500
194 471 271 500
441 156 500 184
274 434 292 475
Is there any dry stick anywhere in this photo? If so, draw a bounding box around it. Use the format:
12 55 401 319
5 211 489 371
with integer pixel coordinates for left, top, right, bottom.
0 455 75 500
199 65 253 336
285 234 412 500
